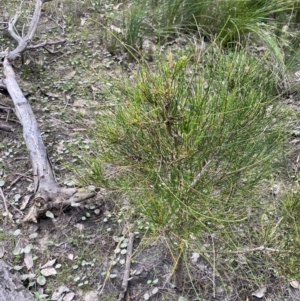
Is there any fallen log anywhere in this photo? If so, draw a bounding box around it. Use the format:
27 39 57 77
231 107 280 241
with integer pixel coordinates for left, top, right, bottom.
0 0 96 222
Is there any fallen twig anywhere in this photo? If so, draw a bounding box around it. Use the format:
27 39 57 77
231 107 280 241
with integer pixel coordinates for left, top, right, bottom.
191 159 212 187
0 105 12 110
118 232 134 301
99 238 125 295
211 235 216 299
205 245 288 254
10 171 32 187
27 39 66 53
0 187 14 223
0 122 14 132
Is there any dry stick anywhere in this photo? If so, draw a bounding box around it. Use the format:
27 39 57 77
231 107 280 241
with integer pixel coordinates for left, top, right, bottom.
0 187 13 222
0 105 12 110
204 245 287 254
118 232 134 301
174 251 184 289
0 187 9 214
99 237 125 295
0 105 14 125
10 171 31 187
0 177 24 215
211 235 216 299
191 159 212 187
0 123 14 132
47 52 68 64
7 12 21 43
27 39 66 49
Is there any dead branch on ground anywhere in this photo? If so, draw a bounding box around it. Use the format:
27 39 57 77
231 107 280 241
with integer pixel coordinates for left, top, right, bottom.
0 122 15 132
0 0 96 223
118 232 134 301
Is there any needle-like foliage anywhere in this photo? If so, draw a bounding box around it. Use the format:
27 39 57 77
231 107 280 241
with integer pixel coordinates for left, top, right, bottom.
81 45 285 242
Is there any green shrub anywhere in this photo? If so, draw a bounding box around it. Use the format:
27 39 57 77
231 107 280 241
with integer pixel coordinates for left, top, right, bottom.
81 45 285 242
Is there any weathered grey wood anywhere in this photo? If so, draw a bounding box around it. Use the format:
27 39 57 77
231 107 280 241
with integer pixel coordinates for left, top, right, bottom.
3 58 57 192
118 232 134 301
6 0 44 60
0 0 96 222
0 122 14 132
0 260 37 301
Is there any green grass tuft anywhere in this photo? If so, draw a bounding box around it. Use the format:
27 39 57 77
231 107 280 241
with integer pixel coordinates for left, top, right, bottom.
102 0 300 65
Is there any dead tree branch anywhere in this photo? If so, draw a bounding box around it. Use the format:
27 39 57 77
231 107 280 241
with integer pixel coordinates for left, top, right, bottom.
3 57 55 190
0 0 63 60
26 39 67 55
8 12 21 43
0 0 96 222
118 233 134 301
27 39 66 50
0 122 15 132
2 0 42 60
